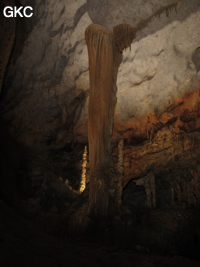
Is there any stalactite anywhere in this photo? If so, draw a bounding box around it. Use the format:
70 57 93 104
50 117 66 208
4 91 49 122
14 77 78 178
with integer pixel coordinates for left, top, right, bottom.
79 146 87 193
135 1 180 34
113 24 135 52
153 2 179 19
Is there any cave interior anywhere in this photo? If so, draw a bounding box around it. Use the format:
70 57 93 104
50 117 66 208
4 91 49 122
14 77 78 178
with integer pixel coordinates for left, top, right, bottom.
1 0 200 266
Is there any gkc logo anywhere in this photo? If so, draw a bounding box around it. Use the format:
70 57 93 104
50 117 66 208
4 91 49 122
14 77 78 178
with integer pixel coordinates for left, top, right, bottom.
3 6 33 18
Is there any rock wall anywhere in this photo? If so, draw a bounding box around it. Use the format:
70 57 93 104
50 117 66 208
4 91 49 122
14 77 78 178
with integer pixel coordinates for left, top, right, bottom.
0 0 16 92
115 0 200 128
1 0 200 207
1 0 200 150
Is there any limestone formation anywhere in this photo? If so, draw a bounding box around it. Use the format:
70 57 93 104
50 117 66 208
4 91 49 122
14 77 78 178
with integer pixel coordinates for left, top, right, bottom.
1 0 200 257
80 145 87 193
85 23 122 217
0 0 198 150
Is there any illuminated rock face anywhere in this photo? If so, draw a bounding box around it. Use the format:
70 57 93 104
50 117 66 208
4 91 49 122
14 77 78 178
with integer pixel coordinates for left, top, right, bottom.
1 0 200 196
1 0 200 148
2 0 200 178
116 9 200 122
1 0 200 204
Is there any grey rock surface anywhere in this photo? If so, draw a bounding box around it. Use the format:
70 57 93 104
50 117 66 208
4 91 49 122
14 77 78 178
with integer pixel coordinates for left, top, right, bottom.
1 0 200 148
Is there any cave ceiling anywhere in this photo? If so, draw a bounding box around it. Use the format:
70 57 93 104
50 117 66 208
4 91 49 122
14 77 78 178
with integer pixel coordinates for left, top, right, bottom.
1 0 200 152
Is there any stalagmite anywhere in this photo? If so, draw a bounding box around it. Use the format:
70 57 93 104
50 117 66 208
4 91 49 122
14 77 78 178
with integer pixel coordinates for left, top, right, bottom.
79 146 87 193
64 146 87 194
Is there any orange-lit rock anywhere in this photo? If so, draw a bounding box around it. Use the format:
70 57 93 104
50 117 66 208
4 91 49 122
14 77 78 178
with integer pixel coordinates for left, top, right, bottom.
110 88 200 195
113 88 200 141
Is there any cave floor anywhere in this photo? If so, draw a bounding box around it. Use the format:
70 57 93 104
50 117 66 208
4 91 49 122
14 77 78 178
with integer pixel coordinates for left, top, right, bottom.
0 200 200 267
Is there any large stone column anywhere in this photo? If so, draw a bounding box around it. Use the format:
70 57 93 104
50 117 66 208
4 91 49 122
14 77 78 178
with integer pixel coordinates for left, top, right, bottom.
85 24 122 216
